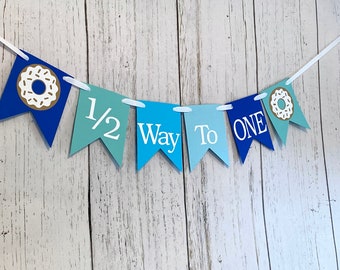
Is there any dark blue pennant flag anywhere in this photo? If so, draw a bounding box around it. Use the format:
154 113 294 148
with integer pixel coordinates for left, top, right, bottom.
136 101 183 171
227 94 274 163
0 50 72 147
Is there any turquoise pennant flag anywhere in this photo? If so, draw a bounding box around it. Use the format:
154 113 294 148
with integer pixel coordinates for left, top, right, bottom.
261 78 309 144
70 84 130 166
136 101 182 171
183 104 229 171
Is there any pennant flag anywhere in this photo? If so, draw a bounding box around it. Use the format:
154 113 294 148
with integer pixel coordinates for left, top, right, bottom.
0 50 72 147
261 78 309 144
70 84 130 166
183 104 229 170
227 94 274 163
136 101 182 171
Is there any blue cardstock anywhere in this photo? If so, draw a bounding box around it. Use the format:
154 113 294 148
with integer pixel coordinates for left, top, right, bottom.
0 50 72 147
227 94 274 163
136 101 182 171
183 104 230 171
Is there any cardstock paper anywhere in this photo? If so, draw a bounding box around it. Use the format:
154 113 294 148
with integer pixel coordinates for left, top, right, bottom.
136 101 182 171
70 84 130 166
261 78 309 144
184 104 229 170
227 94 274 163
0 50 72 146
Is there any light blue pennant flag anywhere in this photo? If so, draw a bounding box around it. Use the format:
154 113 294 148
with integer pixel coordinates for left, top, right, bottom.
0 51 73 147
183 104 229 171
261 78 309 144
70 84 130 166
136 101 182 171
227 94 274 163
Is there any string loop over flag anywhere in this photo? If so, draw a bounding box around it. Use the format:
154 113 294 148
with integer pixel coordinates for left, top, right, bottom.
0 36 29 60
63 76 91 91
122 98 146 108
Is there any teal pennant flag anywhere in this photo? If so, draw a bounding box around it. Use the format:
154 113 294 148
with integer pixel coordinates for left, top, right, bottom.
261 78 309 144
70 84 130 166
183 104 229 171
136 101 182 171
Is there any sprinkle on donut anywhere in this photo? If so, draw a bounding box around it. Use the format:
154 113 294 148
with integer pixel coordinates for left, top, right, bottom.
269 87 294 120
17 64 60 110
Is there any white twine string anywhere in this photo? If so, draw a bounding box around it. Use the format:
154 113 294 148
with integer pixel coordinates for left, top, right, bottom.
254 92 267 101
1 36 339 101
216 104 233 111
0 36 29 60
173 106 192 112
63 76 91 91
286 35 340 85
122 98 146 108
0 36 91 91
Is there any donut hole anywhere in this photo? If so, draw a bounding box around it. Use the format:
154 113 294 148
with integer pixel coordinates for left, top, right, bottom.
278 98 286 110
32 80 46 95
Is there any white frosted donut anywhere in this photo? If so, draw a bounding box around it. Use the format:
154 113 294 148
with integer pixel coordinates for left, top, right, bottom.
269 87 294 120
17 64 60 110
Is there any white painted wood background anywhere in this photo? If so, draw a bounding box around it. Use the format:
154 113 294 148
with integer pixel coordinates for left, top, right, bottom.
0 0 339 269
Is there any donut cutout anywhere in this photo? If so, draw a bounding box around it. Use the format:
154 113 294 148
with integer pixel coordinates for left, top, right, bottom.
269 87 294 120
17 64 60 110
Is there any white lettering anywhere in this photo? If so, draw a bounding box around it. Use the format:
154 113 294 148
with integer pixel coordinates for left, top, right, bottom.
242 115 257 139
253 111 268 135
233 119 247 141
137 123 161 144
168 133 180 154
233 111 268 141
194 125 209 145
194 124 218 145
137 123 180 153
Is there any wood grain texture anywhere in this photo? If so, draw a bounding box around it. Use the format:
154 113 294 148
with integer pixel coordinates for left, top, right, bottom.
178 0 270 269
317 0 340 264
255 0 338 269
0 0 339 270
86 1 188 269
0 1 91 270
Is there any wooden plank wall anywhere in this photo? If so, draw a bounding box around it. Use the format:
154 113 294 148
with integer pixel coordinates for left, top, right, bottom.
0 0 339 269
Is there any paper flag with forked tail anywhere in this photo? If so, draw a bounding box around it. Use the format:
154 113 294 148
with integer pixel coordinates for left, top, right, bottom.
0 51 72 146
136 101 182 171
183 104 230 171
227 94 274 163
70 84 130 166
261 78 309 144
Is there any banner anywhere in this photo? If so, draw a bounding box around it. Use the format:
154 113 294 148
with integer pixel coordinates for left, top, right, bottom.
261 78 309 144
70 84 130 166
136 101 183 171
1 36 337 171
0 51 72 146
227 94 274 163
183 104 229 170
